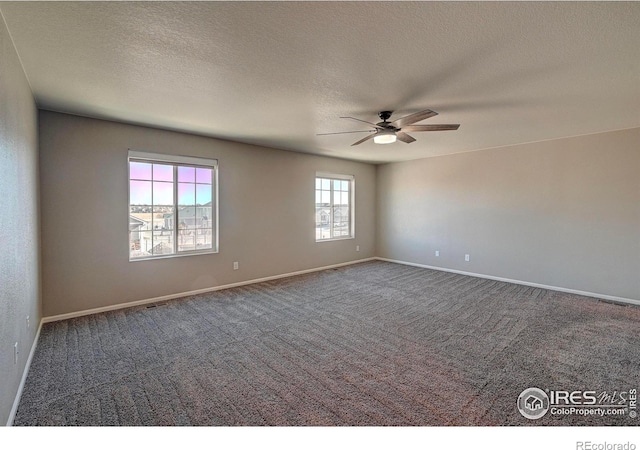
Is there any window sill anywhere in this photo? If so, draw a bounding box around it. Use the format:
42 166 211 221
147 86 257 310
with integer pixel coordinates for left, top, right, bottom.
129 249 218 262
315 236 355 243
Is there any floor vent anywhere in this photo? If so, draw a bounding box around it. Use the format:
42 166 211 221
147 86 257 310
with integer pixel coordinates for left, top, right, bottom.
146 303 168 309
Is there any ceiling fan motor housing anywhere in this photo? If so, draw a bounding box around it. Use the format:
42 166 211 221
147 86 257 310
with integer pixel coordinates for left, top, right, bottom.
378 111 393 122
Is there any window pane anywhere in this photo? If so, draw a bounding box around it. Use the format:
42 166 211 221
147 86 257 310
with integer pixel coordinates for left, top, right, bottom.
151 207 169 233
196 184 212 205
321 191 330 204
341 180 349 191
153 181 173 205
131 231 154 257
154 223 174 235
178 166 195 183
315 191 321 205
197 241 212 251
153 164 173 182
196 168 212 184
178 205 211 229
164 215 175 231
194 228 212 250
198 206 212 225
316 206 327 224
130 162 152 180
130 180 152 205
153 204 173 214
151 230 175 256
317 201 329 232
341 192 349 205
178 183 196 205
315 178 321 190
178 208 197 230
178 232 195 252
333 179 341 190
321 178 330 190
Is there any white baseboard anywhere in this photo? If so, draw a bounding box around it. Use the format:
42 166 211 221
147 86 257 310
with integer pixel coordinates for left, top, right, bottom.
375 257 640 307
7 319 43 426
42 257 377 323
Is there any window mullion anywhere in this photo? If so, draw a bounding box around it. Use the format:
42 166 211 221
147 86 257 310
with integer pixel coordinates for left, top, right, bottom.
349 179 353 237
150 164 155 254
173 165 179 253
330 183 335 239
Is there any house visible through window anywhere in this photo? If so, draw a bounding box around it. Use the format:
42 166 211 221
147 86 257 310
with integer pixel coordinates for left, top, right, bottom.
315 173 354 241
129 151 218 260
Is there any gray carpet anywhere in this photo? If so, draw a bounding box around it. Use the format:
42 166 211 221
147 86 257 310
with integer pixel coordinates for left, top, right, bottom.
14 261 640 426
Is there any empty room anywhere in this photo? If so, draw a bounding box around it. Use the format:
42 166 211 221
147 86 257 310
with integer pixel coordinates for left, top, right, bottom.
1 0 639 442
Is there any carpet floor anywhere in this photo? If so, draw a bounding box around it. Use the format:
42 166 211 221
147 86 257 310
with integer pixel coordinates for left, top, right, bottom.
14 261 640 426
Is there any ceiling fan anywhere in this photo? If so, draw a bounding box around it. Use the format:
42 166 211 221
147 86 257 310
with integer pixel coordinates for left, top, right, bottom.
318 109 460 146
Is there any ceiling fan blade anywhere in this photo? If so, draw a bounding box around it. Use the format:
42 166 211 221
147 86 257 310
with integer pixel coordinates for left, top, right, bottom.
351 133 377 146
340 116 384 129
401 124 460 132
316 130 374 136
396 132 416 144
390 109 438 128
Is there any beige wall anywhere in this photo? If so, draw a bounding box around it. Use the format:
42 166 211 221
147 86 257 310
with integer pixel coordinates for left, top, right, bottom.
39 111 376 317
377 128 640 301
0 12 40 425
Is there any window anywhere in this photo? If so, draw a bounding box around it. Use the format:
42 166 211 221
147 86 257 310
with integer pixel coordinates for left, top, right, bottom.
128 151 218 260
315 173 354 241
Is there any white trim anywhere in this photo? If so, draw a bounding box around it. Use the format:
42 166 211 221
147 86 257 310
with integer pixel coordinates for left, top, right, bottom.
42 258 376 323
315 171 354 181
375 257 640 307
128 150 217 167
315 236 355 243
7 319 43 426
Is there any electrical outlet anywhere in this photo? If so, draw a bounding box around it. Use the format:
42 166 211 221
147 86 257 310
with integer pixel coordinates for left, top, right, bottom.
435 250 439 257
233 261 239 270
465 254 470 262
356 245 360 252
14 342 18 365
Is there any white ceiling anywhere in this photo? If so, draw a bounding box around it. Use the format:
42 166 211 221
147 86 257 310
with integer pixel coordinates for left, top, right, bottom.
1 1 639 164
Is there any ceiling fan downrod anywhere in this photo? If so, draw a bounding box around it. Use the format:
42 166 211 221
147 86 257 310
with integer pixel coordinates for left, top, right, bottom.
378 111 393 123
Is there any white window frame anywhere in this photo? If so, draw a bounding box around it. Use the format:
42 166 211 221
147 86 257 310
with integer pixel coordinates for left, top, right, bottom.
128 150 219 261
315 172 355 242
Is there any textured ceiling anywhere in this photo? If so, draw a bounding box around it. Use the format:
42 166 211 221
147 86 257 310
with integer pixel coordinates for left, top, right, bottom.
1 1 639 163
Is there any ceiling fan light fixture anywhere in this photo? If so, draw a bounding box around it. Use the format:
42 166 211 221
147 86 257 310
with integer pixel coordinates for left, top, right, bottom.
373 130 397 144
